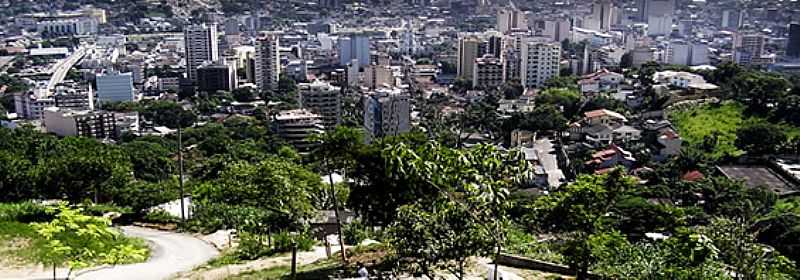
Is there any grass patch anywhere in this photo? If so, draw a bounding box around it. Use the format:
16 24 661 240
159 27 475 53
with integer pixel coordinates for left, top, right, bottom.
0 203 150 268
228 244 392 280
671 102 800 159
671 102 747 159
0 221 150 266
203 249 246 268
0 221 47 265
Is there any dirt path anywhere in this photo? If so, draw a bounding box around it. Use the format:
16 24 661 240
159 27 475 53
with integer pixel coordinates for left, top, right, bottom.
173 246 338 280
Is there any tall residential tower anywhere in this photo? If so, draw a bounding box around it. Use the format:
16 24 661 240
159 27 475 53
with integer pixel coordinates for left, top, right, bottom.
184 24 219 83
254 34 280 91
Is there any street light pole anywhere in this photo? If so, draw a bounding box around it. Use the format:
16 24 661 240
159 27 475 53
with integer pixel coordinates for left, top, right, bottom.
178 123 186 221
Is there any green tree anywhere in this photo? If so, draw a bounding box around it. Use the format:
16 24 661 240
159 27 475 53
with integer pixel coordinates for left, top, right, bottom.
531 169 638 280
385 142 527 279
731 72 791 114
535 87 582 119
113 179 180 214
735 121 787 156
309 126 365 261
347 133 431 225
543 75 579 90
121 141 175 182
390 200 494 280
702 218 796 280
36 137 133 203
500 80 524 99
756 198 800 264
512 104 569 132
192 157 322 231
593 229 732 279
0 150 34 200
33 205 148 279
232 87 257 102
140 101 196 129
620 52 633 69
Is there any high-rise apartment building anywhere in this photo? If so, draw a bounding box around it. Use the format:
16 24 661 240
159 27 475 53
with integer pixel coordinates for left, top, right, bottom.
734 33 766 65
96 72 134 103
298 80 341 129
457 36 482 79
338 34 371 67
787 23 800 58
497 2 527 34
521 40 561 88
184 24 219 83
363 64 394 89
254 34 280 90
543 19 571 43
586 0 614 32
363 87 410 142
638 0 674 22
272 109 324 151
721 10 744 30
639 0 674 35
457 32 505 80
666 40 709 66
473 54 505 88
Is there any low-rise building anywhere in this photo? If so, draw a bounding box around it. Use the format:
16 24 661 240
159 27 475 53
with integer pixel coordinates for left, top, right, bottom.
43 107 116 139
652 71 719 91
570 109 641 147
578 69 624 94
585 144 636 171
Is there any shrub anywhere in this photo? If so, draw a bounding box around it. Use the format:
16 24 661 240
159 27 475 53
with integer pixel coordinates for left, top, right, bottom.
236 231 272 260
272 231 316 253
142 209 180 224
234 230 316 260
0 202 52 223
343 219 369 245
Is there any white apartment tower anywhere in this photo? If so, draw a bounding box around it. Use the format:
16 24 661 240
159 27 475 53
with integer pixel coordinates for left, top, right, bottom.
521 40 561 88
497 2 527 34
184 24 219 83
588 0 614 32
297 80 341 129
255 34 281 90
363 88 410 142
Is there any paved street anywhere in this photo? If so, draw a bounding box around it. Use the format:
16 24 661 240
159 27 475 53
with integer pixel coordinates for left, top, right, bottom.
46 47 88 91
74 226 218 280
533 137 565 188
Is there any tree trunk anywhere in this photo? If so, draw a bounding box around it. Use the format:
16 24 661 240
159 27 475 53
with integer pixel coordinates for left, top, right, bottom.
457 260 465 280
327 166 347 263
576 264 589 280
493 244 501 280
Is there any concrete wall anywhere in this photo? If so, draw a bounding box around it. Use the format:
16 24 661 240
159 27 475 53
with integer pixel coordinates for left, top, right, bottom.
495 254 602 279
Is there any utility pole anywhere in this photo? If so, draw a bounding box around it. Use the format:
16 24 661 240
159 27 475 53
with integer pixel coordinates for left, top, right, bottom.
178 123 186 221
327 158 347 263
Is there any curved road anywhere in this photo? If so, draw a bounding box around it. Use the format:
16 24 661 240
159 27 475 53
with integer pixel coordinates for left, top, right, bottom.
74 226 218 280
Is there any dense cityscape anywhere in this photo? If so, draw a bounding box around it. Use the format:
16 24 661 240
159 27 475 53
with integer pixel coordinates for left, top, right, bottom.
1 0 800 279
